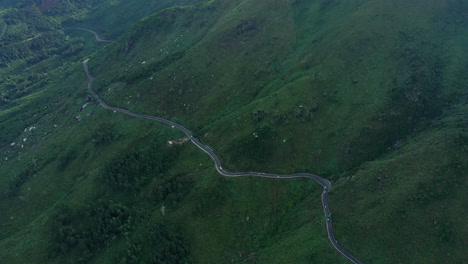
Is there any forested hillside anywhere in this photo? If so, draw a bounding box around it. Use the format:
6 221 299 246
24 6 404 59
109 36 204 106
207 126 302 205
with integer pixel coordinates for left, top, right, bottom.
0 0 203 109
0 0 466 263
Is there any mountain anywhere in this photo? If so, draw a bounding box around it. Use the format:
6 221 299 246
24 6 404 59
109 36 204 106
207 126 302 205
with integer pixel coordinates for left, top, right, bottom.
0 0 466 263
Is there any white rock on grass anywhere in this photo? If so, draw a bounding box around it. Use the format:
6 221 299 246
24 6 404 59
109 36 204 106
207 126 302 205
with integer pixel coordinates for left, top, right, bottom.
160 205 166 216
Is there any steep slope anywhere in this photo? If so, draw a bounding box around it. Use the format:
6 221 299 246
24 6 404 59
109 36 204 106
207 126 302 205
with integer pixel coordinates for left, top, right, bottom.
0 0 466 263
0 0 205 119
91 0 466 173
66 0 207 38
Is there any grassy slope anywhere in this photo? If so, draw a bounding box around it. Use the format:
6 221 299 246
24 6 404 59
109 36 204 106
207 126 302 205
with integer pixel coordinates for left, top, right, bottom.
0 0 466 263
54 0 208 42
91 0 466 173
70 0 207 39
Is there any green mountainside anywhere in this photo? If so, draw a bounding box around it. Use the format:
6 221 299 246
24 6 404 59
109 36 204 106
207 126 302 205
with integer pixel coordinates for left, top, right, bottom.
0 0 466 263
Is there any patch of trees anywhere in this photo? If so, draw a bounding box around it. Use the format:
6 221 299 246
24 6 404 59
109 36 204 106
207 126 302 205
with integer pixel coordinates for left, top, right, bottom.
51 201 192 263
68 0 102 9
0 4 87 103
0 72 49 106
6 166 36 198
226 126 276 164
344 32 457 169
0 30 84 64
38 0 77 16
104 142 180 192
120 223 192 264
51 200 134 261
151 174 193 208
219 18 260 48
58 148 78 170
0 2 86 67
409 161 465 206
2 6 56 33
91 122 118 146
16 0 100 15
433 220 454 243
409 182 447 206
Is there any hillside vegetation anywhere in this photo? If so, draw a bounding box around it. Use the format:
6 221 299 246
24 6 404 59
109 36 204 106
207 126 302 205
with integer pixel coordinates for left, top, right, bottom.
0 0 202 111
0 0 466 263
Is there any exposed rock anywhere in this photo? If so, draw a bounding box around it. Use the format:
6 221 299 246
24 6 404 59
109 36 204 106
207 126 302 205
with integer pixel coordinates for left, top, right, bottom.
79 103 89 112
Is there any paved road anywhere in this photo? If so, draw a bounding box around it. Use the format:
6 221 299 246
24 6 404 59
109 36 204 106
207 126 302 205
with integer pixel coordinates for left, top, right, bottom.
83 47 364 264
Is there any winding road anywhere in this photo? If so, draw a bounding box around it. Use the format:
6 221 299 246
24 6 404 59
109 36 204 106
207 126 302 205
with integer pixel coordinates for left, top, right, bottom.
80 27 364 264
